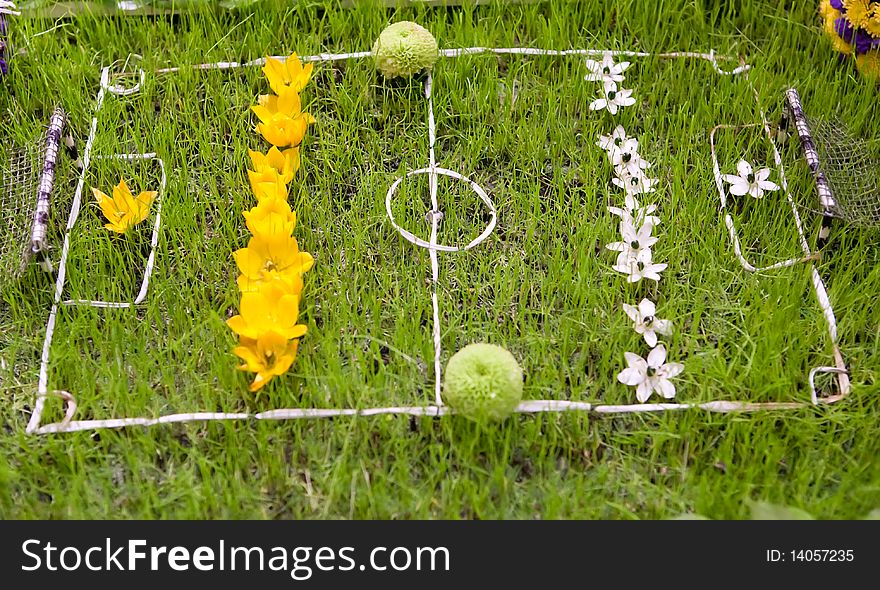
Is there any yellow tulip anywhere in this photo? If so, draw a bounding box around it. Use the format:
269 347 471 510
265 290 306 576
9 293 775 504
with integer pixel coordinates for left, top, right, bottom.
234 331 301 392
251 88 316 148
92 178 156 234
226 282 307 341
233 233 314 285
252 177 289 203
243 197 297 239
262 53 314 95
237 268 304 296
247 146 300 190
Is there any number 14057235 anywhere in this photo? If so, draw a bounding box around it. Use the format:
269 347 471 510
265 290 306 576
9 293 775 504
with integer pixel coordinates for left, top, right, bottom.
766 549 854 562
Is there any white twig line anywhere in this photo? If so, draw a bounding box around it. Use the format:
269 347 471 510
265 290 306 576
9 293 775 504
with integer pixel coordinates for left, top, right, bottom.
385 168 496 252
425 72 444 407
382 72 498 408
32 398 824 434
752 79 848 398
29 71 168 433
155 47 749 75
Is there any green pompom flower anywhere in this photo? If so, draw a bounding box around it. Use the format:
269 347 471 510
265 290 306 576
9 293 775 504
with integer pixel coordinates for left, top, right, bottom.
372 21 439 79
442 343 523 421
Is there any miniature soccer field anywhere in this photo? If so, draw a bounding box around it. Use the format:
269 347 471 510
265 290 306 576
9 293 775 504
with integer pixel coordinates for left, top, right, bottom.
1 2 878 518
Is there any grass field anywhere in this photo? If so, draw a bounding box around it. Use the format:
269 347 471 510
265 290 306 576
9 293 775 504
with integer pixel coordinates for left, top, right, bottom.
1 0 879 519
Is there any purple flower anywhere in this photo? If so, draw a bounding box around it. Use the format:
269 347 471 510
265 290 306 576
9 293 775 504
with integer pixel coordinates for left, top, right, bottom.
0 2 18 78
0 14 7 77
830 0 844 8
834 16 880 54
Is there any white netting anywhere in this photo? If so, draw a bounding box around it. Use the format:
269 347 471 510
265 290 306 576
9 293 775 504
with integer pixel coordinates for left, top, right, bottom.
810 117 880 228
0 139 38 290
782 88 880 232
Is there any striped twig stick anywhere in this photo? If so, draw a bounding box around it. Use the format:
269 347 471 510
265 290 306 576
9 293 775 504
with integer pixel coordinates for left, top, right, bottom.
0 0 20 15
29 106 66 271
783 88 837 249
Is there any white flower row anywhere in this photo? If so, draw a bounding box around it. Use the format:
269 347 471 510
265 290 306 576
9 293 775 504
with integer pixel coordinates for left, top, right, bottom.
586 53 637 115
598 126 657 196
606 220 667 283
597 126 664 284
594 119 684 403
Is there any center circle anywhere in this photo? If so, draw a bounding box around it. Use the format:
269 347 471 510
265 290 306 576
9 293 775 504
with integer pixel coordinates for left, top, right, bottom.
385 166 497 252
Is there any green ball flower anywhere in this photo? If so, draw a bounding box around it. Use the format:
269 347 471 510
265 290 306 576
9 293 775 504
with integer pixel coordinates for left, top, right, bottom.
442 343 523 421
372 21 439 79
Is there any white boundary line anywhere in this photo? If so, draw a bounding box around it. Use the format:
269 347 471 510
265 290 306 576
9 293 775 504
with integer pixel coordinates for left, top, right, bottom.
28 46 850 435
33 399 820 434
154 47 750 75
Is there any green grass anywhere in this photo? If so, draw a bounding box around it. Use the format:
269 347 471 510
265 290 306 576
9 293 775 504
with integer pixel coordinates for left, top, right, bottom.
1 0 879 519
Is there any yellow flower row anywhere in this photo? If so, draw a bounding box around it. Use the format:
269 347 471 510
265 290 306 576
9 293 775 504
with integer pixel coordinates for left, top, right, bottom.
227 54 316 392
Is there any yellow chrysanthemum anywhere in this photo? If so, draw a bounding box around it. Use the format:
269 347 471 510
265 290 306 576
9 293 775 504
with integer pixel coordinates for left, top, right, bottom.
856 50 880 79
226 282 308 341
251 88 316 148
824 11 854 54
234 331 300 392
865 4 880 37
819 0 835 19
91 178 156 234
233 233 314 286
263 54 314 95
247 146 301 190
843 0 872 28
243 197 298 239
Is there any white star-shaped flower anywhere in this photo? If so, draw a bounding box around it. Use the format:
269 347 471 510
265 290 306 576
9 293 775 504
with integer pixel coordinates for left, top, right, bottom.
611 138 652 177
589 82 637 115
596 125 629 159
612 251 668 283
622 298 673 347
606 219 658 264
612 169 659 195
608 194 661 227
584 52 631 84
722 159 780 199
617 344 685 402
